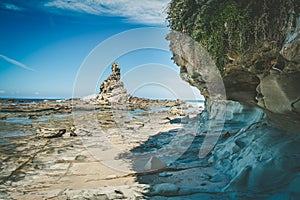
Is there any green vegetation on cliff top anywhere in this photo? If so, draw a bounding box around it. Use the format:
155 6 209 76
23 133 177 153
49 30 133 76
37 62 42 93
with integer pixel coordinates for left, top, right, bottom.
167 0 300 71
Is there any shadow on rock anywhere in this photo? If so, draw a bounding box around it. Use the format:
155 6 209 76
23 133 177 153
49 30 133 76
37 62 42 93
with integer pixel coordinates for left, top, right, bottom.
118 101 300 199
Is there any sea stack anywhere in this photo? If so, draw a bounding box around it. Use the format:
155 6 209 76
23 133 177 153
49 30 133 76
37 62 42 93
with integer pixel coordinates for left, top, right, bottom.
96 62 131 105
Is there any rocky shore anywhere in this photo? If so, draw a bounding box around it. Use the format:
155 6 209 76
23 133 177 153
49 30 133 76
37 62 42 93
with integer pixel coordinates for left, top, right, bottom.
2 0 300 199
0 63 203 199
0 99 202 199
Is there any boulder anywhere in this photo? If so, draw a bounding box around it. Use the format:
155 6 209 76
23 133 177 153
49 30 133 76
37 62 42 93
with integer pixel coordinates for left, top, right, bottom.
36 128 66 139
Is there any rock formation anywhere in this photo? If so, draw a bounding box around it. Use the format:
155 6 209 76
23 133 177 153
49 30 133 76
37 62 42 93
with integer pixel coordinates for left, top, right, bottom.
168 30 300 130
166 0 300 198
96 62 131 105
167 0 300 131
36 128 66 139
94 63 185 111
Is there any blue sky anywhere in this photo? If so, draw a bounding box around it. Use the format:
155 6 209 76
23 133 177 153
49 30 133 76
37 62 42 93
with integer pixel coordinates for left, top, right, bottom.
0 0 202 100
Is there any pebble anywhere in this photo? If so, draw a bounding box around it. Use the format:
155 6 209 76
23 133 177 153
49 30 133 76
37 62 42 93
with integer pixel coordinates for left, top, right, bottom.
75 155 87 161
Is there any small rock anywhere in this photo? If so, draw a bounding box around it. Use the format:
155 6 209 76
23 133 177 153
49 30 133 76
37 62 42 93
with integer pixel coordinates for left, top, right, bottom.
75 155 87 161
70 126 77 137
70 132 78 137
57 149 65 154
144 156 166 171
180 115 189 124
36 128 66 139
158 172 173 177
114 190 123 195
0 116 7 120
170 118 181 124
28 114 38 119
222 131 231 139
169 107 184 116
150 183 179 196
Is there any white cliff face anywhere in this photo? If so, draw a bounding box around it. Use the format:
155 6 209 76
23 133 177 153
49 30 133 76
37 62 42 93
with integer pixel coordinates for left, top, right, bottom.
96 62 131 105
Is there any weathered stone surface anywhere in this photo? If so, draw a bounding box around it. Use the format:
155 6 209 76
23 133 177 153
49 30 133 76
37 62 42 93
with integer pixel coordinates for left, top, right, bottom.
180 115 189 124
0 97 201 199
167 30 300 130
166 3 300 197
144 156 166 171
150 183 179 196
36 128 66 138
169 106 184 116
96 62 131 105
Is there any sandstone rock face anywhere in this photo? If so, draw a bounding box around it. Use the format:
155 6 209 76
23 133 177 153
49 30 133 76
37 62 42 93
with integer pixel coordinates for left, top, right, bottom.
96 62 131 105
166 6 300 197
168 29 300 130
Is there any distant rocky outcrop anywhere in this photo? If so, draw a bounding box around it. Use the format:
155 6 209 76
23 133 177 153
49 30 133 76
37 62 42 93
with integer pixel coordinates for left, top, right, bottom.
96 62 131 105
93 62 186 111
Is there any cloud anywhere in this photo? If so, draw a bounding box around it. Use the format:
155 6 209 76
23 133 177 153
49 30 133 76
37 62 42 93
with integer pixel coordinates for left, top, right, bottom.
44 0 170 25
0 90 5 94
0 54 35 71
0 3 23 11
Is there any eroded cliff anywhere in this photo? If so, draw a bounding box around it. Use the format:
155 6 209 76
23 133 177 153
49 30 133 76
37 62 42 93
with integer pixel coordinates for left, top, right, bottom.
167 0 300 130
166 0 300 197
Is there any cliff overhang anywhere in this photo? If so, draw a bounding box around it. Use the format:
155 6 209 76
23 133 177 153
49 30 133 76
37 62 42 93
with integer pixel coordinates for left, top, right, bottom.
167 0 300 131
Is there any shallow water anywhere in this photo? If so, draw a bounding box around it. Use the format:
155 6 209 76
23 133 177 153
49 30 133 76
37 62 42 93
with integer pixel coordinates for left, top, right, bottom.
37 113 71 122
2 130 33 137
4 118 32 124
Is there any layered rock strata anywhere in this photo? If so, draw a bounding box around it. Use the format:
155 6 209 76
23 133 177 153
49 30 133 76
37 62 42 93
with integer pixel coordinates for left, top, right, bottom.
96 62 131 105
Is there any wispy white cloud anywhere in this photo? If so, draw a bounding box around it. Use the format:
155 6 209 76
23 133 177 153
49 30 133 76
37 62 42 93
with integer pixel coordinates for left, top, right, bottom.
45 0 170 25
0 3 23 11
0 54 35 71
0 90 5 94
